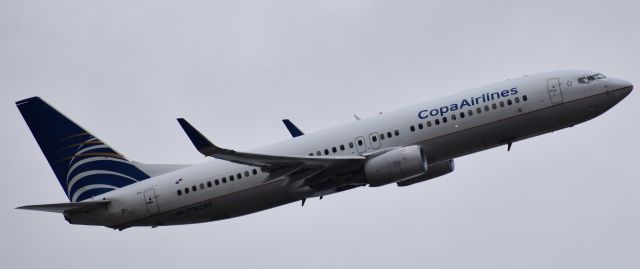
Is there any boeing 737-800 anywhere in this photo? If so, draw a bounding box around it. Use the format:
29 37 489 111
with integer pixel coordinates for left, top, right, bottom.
16 70 632 230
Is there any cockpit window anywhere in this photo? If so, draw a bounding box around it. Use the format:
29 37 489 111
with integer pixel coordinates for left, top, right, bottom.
578 73 606 84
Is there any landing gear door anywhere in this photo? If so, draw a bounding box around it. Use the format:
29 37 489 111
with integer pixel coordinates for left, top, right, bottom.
143 188 160 215
547 78 564 104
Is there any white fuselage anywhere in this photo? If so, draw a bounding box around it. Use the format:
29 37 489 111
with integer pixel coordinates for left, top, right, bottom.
66 70 633 229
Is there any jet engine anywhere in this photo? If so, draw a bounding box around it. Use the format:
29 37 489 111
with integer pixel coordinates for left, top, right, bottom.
364 145 428 187
396 159 454 187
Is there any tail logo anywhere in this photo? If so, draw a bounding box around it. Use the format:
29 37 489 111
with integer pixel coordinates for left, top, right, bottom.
16 97 151 202
57 134 150 202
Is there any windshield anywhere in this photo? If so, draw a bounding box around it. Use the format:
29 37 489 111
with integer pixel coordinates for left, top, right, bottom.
578 73 607 84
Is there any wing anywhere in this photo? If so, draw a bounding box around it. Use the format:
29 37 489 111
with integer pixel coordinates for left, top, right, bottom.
17 200 110 213
177 118 366 190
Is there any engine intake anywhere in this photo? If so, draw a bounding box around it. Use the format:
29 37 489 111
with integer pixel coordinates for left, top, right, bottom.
364 145 428 187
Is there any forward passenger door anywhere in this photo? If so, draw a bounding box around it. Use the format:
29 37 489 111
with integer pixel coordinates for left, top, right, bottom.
547 78 564 104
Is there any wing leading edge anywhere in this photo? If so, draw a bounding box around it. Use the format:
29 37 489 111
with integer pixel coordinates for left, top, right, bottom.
176 118 365 188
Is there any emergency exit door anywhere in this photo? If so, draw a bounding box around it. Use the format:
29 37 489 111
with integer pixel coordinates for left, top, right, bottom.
355 136 367 153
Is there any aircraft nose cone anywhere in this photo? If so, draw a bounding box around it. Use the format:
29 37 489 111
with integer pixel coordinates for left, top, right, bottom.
613 85 633 102
609 78 633 102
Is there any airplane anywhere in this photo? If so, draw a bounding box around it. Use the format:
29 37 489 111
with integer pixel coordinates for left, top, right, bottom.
15 70 632 230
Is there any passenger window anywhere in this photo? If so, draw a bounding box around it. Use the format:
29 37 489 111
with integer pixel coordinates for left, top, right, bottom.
185 188 189 194
199 183 204 190
387 132 392 137
309 153 313 156
215 179 220 185
467 110 473 116
499 101 504 107
316 151 321 156
410 125 415 132
515 97 520 103
442 117 448 123
192 186 197 191
507 99 512 105
207 181 212 187
357 140 363 146
484 105 489 111
427 121 432 127
237 173 242 179
340 144 345 150
332 146 337 153
451 114 457 120
459 112 465 119
435 119 440 125
492 103 497 109
523 95 528 101
230 175 235 181
222 177 227 183
476 107 482 114
394 130 399 136
252 169 258 175
349 142 354 148
324 149 330 155
379 133 385 140
177 190 182 196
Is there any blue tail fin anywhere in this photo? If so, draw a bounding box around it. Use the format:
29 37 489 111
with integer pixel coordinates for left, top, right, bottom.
16 97 150 202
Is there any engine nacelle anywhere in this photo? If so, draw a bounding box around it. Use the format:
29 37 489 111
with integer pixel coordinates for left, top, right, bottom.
364 145 428 187
396 159 454 187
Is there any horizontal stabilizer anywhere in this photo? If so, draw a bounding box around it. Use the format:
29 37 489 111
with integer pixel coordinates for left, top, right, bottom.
17 200 110 214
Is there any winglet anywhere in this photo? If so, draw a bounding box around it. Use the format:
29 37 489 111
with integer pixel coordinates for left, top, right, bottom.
282 119 304 137
177 118 224 156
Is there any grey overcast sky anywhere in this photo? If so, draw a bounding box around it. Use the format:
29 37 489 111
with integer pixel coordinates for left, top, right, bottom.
1 0 638 268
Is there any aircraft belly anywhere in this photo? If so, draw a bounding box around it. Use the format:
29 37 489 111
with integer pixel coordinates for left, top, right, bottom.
418 112 550 163
550 92 618 128
419 92 615 163
125 179 297 227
